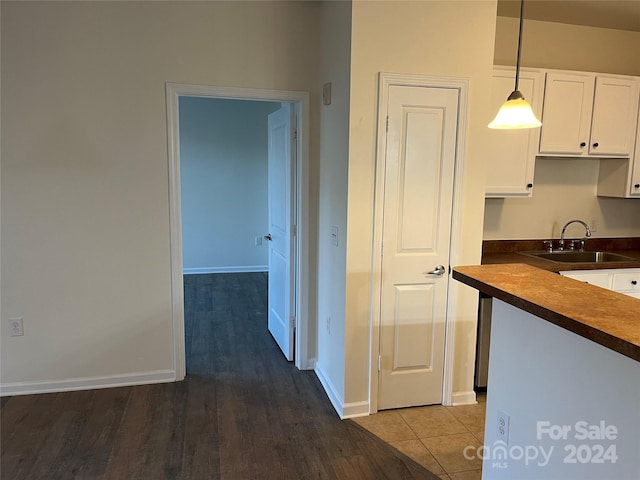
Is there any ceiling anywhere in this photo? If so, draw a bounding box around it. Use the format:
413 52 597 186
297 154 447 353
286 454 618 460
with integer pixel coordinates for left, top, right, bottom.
497 0 640 32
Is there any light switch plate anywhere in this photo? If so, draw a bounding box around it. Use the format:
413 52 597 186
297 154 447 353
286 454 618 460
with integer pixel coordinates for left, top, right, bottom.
9 317 24 337
323 83 332 105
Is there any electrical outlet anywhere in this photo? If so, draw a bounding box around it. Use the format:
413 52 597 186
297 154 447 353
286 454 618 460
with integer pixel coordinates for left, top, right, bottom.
590 218 598 233
9 318 24 337
497 410 510 443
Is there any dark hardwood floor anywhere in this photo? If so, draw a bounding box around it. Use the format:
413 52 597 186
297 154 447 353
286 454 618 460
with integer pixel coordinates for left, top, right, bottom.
1 273 438 479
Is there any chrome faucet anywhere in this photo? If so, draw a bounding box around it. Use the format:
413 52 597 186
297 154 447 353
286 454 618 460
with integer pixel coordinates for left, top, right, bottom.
559 219 592 251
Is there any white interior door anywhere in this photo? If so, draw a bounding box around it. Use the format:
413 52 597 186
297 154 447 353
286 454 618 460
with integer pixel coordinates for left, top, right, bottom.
378 84 459 410
266 104 295 360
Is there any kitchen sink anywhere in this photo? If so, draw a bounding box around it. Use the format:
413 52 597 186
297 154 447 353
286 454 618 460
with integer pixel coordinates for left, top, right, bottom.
520 250 637 264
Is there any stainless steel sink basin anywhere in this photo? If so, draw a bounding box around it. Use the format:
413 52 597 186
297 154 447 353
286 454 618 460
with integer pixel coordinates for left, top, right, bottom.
520 250 637 263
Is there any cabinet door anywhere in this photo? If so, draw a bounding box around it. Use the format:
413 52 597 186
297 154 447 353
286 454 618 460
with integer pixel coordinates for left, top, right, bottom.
590 76 640 157
485 68 543 197
631 118 640 196
628 103 640 197
539 72 594 156
596 103 640 198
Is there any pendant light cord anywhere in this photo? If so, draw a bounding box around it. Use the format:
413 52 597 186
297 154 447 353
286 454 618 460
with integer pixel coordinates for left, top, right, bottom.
515 0 524 92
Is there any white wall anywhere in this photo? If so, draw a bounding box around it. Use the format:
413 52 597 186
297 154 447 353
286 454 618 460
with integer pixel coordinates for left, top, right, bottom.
484 158 640 240
484 300 639 479
494 17 640 77
315 0 352 415
179 97 281 273
0 1 320 393
485 17 640 240
344 0 497 410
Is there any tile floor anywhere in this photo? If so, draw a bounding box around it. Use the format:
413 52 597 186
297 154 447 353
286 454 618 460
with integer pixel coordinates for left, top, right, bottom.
352 394 486 480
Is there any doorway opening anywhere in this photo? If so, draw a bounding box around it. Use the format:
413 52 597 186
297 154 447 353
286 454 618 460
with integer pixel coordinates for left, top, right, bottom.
166 84 311 380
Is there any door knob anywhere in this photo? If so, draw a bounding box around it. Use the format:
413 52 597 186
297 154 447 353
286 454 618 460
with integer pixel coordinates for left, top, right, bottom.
424 265 446 276
264 234 272 241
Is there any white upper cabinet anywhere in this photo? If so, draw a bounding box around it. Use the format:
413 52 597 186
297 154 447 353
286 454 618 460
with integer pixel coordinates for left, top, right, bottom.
632 126 640 196
590 76 640 156
597 104 640 198
539 71 594 156
485 67 544 197
539 71 639 158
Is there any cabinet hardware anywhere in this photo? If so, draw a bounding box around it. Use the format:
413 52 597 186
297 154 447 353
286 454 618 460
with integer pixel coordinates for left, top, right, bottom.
634 184 640 189
580 142 586 147
526 183 533 188
592 142 599 148
632 280 638 286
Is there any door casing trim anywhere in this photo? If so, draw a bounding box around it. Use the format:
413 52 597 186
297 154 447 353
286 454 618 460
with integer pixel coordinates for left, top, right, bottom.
166 83 312 378
369 73 469 412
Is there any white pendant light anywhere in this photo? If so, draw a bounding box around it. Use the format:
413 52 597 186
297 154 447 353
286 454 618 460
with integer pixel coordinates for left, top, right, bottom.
488 0 541 129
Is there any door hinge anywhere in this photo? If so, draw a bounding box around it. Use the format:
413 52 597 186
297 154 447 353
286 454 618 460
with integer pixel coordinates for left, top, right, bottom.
293 128 298 141
385 116 389 133
292 224 297 237
378 355 382 371
290 315 296 328
381 242 384 256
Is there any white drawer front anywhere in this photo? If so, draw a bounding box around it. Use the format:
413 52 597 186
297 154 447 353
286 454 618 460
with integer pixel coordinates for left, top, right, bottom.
612 272 640 292
561 272 612 289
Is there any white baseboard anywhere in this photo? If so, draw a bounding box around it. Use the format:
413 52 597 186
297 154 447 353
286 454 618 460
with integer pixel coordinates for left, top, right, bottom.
301 357 316 371
0 369 176 397
341 401 370 419
451 390 477 406
183 266 268 275
314 364 344 418
314 365 370 419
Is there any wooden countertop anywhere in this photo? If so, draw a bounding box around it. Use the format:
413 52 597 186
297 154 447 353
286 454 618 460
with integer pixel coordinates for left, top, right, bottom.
482 250 640 272
453 263 640 362
481 238 640 272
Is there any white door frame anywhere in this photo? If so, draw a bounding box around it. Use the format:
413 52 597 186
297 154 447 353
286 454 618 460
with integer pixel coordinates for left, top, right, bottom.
165 83 312 379
369 73 469 412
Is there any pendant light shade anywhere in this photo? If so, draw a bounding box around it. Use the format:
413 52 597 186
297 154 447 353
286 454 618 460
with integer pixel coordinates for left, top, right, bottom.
488 0 541 130
488 91 542 129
